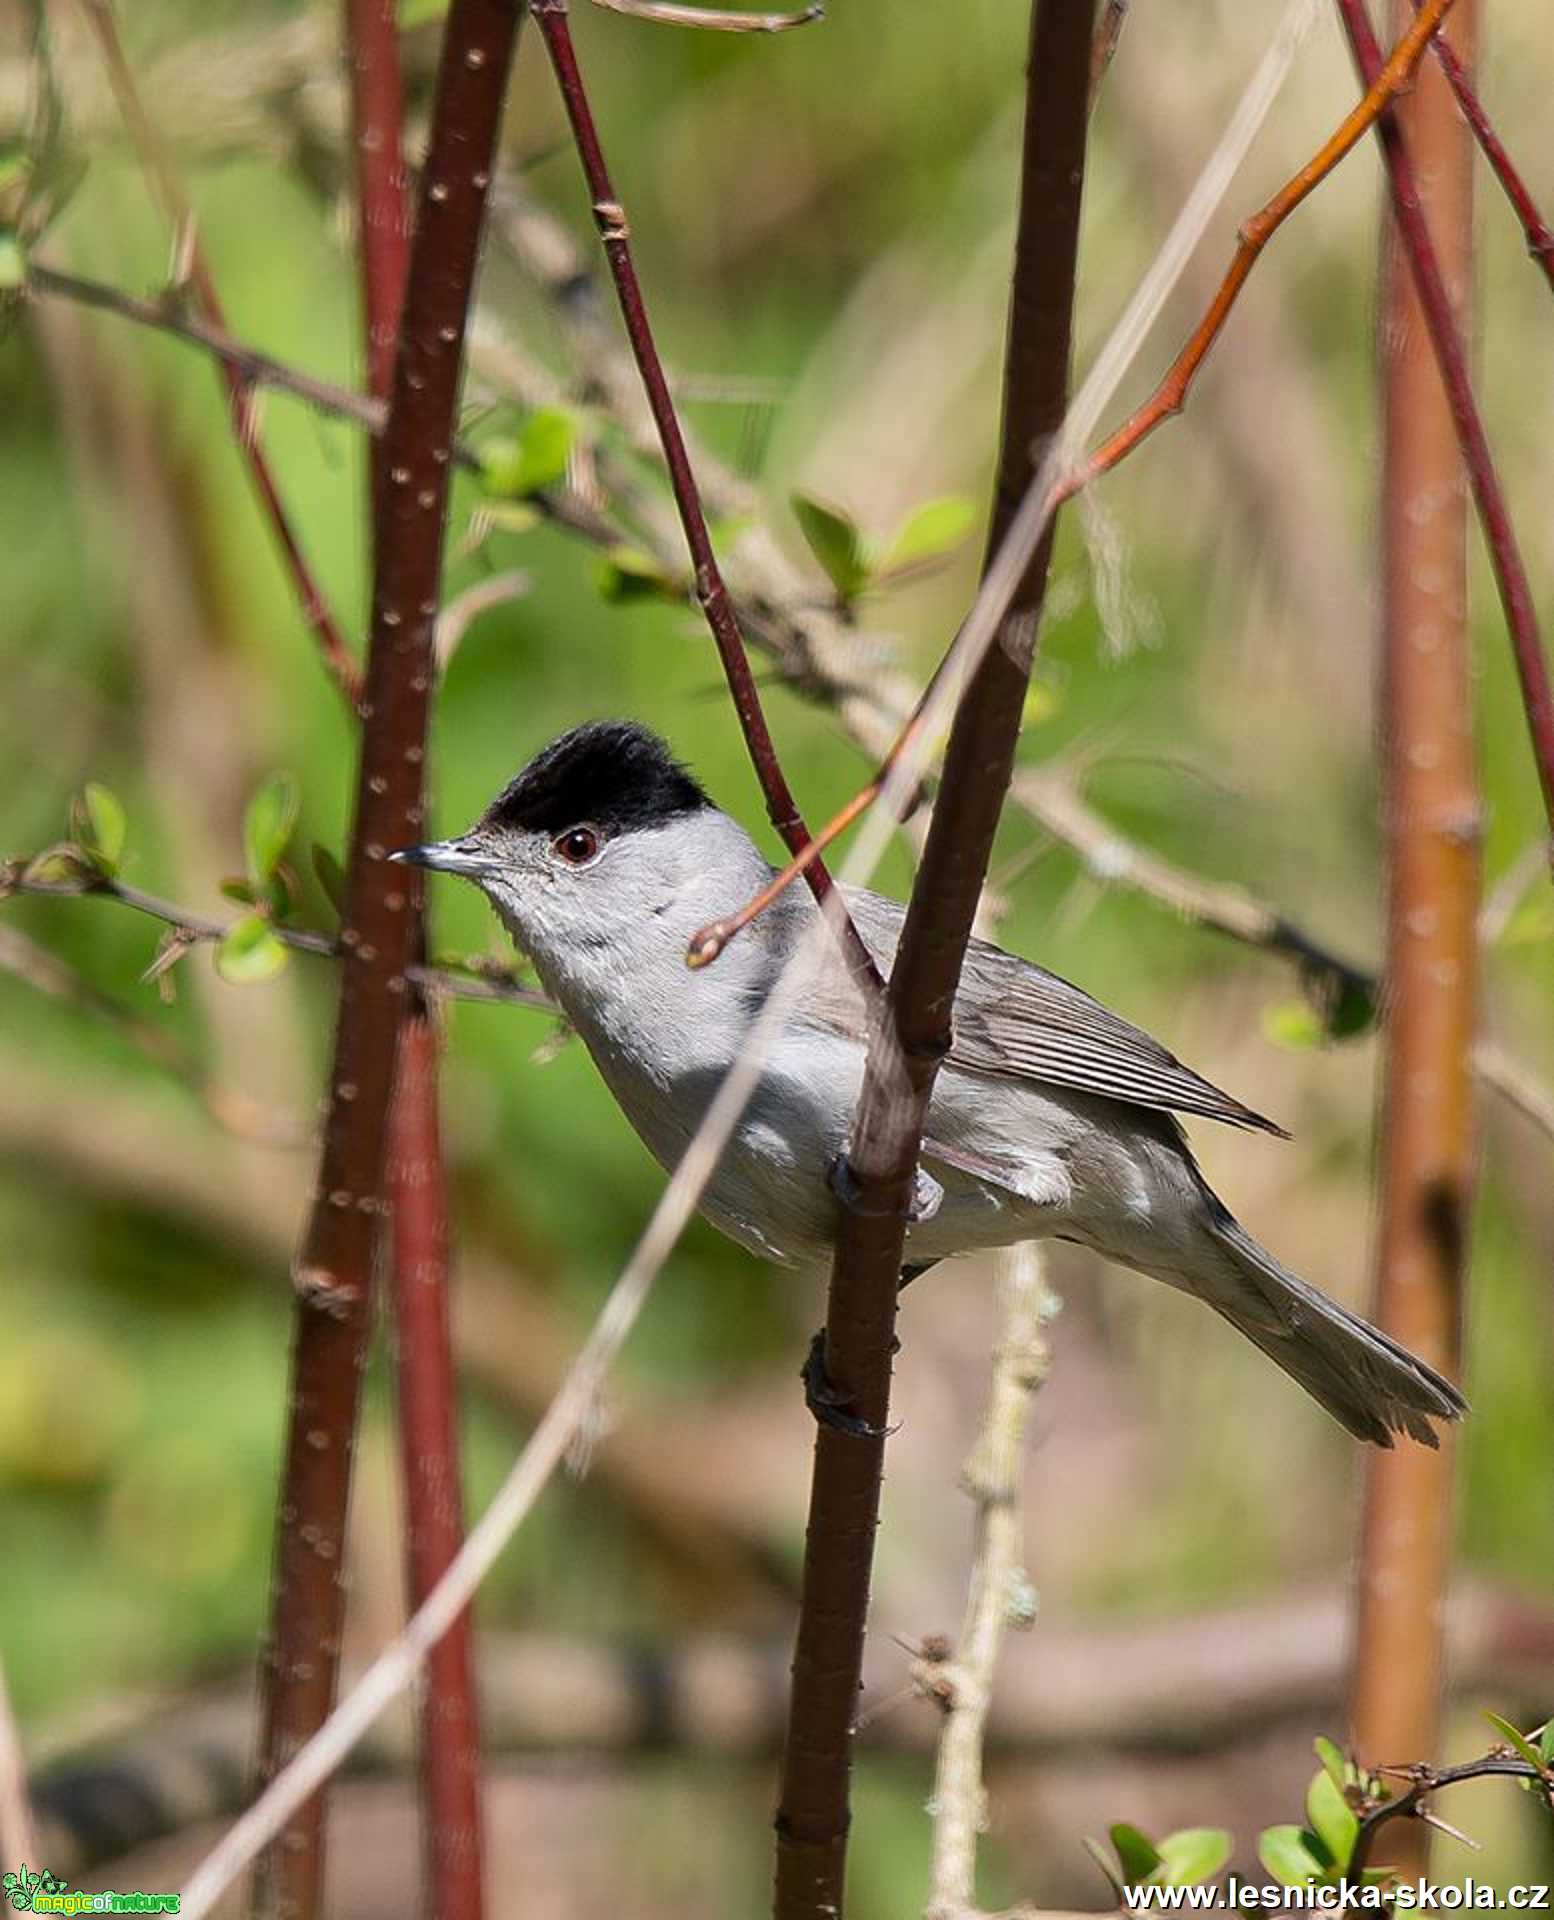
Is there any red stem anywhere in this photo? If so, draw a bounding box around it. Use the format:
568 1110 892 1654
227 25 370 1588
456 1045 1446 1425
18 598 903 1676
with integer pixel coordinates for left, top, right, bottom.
253 5 522 1914
1337 0 1554 848
342 5 486 1917
386 1014 485 1920
1416 0 1554 290
529 0 880 991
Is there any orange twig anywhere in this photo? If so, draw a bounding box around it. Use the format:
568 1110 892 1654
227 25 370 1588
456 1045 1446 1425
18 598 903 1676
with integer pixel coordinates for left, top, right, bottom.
1072 0 1457 492
687 0 1457 971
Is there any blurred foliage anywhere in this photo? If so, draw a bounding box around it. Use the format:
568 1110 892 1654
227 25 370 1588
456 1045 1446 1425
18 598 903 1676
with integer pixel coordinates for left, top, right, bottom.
1 0 1552 1912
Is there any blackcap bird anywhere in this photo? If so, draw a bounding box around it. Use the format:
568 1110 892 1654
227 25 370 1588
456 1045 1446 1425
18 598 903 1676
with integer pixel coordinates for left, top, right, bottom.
395 719 1463 1448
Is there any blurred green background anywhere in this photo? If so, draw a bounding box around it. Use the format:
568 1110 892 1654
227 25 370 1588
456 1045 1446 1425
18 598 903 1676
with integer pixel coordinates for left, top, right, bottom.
2 0 1551 1913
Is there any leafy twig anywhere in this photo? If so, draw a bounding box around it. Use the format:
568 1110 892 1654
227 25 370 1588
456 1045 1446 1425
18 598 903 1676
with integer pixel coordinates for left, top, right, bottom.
1347 1753 1549 1882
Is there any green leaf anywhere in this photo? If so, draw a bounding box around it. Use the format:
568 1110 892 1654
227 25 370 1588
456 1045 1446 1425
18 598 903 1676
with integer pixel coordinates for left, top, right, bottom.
1263 1000 1325 1052
1306 1768 1359 1870
1314 1736 1349 1791
791 491 870 602
1156 1828 1231 1886
244 773 298 891
220 879 258 907
215 913 288 985
1259 1825 1324 1888
594 545 679 605
479 410 575 499
1021 681 1059 728
398 0 450 23
1537 1718 1554 1767
1108 1823 1162 1883
1485 1711 1546 1772
877 494 976 576
0 230 25 290
312 844 347 918
72 781 127 876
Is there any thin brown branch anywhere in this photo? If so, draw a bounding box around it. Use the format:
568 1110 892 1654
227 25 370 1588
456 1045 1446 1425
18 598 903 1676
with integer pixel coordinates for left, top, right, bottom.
772 4 1093 1915
252 2 523 1911
25 264 387 429
590 0 822 27
924 1246 1054 1920
1337 0 1554 854
1347 0 1477 1878
73 0 360 706
1415 0 1554 290
529 0 880 992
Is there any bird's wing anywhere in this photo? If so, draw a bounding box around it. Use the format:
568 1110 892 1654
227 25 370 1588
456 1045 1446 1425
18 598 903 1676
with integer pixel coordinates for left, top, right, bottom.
840 887 1286 1137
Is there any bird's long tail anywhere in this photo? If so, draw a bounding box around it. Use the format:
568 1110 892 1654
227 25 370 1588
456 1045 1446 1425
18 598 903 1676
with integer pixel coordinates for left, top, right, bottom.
1202 1217 1466 1448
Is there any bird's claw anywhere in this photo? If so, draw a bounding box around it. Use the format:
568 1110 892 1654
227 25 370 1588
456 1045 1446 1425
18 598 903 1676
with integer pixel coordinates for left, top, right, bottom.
801 1329 891 1439
827 1153 944 1224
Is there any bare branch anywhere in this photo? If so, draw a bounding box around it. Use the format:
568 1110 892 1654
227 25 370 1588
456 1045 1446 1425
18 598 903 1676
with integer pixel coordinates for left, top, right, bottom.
925 1246 1054 1920
773 4 1094 1913
1414 0 1554 291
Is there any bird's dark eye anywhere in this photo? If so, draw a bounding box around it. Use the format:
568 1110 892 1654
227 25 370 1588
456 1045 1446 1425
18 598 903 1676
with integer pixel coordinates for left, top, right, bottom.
553 826 601 866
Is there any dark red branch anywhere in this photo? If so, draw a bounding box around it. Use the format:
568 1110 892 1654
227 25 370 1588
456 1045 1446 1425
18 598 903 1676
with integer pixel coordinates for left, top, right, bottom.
252 5 522 1915
345 0 414 406
386 1013 484 1920
1337 0 1554 850
1415 0 1554 290
341 7 486 1919
529 0 879 989
770 5 1095 1916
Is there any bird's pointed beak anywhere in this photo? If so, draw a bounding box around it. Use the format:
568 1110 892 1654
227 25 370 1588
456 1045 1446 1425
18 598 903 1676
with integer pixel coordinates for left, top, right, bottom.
390 836 499 879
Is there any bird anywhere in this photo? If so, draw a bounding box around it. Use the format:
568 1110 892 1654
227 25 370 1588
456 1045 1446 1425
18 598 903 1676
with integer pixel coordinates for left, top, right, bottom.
394 718 1464 1449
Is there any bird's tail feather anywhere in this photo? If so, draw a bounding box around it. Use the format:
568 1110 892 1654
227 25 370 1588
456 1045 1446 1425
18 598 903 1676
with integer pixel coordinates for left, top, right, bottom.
1206 1219 1465 1448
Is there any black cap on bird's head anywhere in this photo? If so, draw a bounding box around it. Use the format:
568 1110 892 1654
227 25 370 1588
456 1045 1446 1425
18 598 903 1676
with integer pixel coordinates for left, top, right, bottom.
480 720 709 838
392 720 711 877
